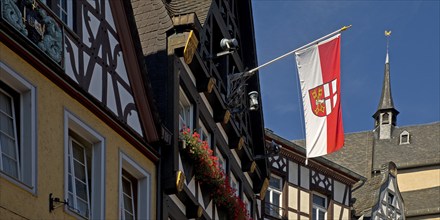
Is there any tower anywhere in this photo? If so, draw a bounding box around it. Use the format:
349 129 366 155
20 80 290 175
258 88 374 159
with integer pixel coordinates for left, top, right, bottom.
373 30 399 139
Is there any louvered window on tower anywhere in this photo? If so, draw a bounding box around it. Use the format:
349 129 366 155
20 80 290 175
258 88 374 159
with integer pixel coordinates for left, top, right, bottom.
382 113 390 124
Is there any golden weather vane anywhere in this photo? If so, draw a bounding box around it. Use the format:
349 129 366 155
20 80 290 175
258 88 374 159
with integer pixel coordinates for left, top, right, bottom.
385 30 391 63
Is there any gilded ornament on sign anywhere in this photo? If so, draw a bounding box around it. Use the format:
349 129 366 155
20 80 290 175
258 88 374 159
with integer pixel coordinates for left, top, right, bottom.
237 137 245 150
176 170 185 192
259 178 270 200
207 77 216 93
250 161 257 173
223 110 231 124
183 30 199 64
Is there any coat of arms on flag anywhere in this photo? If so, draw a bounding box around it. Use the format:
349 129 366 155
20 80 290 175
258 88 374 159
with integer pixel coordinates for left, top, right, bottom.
309 79 338 117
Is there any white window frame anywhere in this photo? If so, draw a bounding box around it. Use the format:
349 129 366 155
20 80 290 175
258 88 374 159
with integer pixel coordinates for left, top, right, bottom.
230 173 239 197
0 62 37 193
0 88 21 180
57 0 73 28
179 88 193 131
67 135 92 218
64 110 105 219
266 174 283 217
312 193 328 220
121 174 136 220
199 120 211 148
119 151 151 220
215 147 226 174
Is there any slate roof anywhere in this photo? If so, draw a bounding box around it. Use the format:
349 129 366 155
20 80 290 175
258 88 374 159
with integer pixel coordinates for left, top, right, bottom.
402 187 440 217
131 0 173 56
292 121 440 218
372 122 440 170
352 168 387 217
304 122 440 177
376 60 397 112
293 131 376 178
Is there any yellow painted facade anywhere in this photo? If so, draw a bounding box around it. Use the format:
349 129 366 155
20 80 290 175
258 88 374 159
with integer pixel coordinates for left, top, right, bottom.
397 166 440 192
0 42 156 219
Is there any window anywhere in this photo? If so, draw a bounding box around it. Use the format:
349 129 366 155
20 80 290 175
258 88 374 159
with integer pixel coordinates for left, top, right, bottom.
64 111 105 219
67 133 92 218
386 192 397 219
119 152 152 220
179 88 193 131
0 62 36 191
382 113 390 124
387 192 395 205
312 194 327 220
199 121 211 148
243 194 251 216
121 171 137 220
0 88 20 179
265 174 283 217
44 0 74 29
230 173 239 197
215 147 227 174
399 131 410 145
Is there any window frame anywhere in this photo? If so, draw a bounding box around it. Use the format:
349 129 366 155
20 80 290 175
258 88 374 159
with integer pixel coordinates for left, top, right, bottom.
0 62 37 193
121 173 136 220
119 151 152 220
243 194 252 217
399 131 410 145
312 193 328 220
265 174 283 217
44 0 74 29
67 134 92 218
381 113 390 125
64 110 105 219
230 172 240 197
199 120 211 148
0 88 21 180
179 88 194 132
215 146 227 174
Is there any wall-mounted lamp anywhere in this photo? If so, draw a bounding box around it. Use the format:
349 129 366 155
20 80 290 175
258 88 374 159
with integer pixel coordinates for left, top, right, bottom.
49 193 68 213
206 38 239 60
220 38 238 51
248 91 259 111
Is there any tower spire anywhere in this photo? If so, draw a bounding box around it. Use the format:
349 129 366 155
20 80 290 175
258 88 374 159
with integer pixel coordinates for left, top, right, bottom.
373 30 399 139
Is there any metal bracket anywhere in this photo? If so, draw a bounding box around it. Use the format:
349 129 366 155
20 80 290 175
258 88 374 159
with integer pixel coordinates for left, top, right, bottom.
254 140 280 160
49 193 68 213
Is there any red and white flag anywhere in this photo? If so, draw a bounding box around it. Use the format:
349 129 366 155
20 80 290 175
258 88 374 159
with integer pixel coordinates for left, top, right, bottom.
295 34 344 158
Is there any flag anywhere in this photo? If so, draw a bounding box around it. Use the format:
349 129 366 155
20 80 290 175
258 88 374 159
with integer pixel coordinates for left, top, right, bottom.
295 34 344 158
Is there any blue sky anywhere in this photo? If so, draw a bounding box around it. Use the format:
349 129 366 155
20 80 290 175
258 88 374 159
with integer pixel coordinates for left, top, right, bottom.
252 0 440 140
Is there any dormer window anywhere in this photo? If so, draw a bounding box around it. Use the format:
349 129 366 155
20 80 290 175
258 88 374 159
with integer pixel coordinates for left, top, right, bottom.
399 131 410 145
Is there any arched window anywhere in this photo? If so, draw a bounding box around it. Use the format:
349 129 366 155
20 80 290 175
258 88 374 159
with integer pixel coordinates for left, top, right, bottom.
382 113 390 124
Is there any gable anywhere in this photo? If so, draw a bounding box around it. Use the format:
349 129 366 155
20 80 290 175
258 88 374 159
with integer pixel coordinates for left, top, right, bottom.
63 0 158 141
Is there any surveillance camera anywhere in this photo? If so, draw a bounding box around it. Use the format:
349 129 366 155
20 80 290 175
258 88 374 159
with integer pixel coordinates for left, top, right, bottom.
248 91 259 111
220 38 239 51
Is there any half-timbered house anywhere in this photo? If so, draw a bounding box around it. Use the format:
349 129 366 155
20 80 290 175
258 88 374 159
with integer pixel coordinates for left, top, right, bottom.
264 129 364 220
0 0 168 219
130 0 270 219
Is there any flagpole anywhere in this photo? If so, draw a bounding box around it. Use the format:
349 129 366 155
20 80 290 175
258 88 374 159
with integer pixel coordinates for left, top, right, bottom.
242 25 352 77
